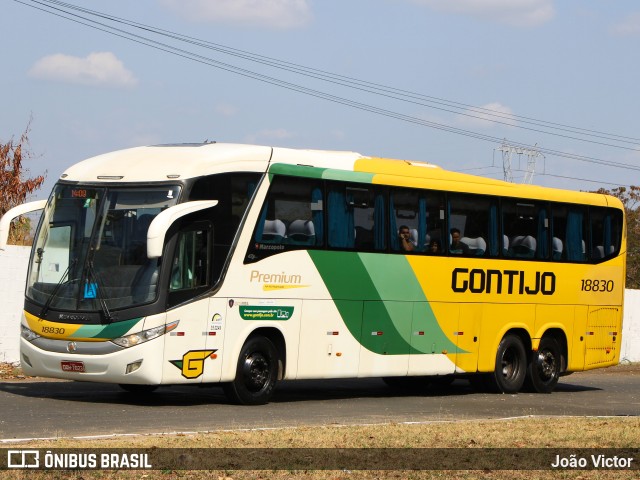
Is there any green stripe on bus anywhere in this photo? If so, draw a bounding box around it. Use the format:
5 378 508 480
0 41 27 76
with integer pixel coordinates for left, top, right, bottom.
308 251 461 355
321 169 375 183
268 163 375 183
268 163 326 179
71 317 143 340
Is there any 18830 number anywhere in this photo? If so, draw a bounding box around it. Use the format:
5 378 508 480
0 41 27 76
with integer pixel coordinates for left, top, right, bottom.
580 279 614 292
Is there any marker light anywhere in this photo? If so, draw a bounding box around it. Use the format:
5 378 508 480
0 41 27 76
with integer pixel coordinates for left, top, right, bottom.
111 321 179 348
125 360 143 374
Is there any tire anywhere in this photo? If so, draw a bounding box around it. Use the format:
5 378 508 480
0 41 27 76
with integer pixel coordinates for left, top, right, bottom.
119 384 158 394
524 337 561 393
223 336 279 405
488 334 527 394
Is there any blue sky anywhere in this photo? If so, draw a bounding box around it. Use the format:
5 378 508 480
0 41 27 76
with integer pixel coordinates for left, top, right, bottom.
2 0 640 199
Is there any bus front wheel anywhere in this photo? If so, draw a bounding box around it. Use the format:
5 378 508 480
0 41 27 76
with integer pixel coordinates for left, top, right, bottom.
489 334 527 394
223 336 279 405
524 337 561 393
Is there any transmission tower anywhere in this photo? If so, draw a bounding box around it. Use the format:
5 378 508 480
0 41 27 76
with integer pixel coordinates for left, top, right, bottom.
497 140 544 184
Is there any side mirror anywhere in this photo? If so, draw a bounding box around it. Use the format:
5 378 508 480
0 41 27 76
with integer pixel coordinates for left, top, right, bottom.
0 200 47 250
146 200 218 258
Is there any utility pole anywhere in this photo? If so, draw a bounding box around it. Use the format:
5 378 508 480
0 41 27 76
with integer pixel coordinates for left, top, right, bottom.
497 140 544 184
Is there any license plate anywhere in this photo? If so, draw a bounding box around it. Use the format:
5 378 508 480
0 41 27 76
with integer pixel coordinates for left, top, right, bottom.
61 361 85 373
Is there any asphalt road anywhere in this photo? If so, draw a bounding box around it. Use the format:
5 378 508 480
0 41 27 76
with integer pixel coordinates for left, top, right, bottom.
0 367 638 441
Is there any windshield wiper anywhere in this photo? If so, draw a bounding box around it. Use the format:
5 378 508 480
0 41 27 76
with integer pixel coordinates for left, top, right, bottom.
40 258 78 318
86 260 116 324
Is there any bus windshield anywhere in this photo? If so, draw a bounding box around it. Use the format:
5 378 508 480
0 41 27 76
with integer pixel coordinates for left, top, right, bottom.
27 184 181 313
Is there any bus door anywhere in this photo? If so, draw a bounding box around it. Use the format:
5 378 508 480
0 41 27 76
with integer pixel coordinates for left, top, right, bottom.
162 222 217 384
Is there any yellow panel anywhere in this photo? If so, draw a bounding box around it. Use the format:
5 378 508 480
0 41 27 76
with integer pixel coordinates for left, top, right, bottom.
584 307 621 368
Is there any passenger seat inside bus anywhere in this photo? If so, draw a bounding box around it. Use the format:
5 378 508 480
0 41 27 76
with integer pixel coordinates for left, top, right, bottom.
460 236 486 256
261 219 286 243
510 235 537 258
287 220 316 246
593 245 614 259
552 237 563 260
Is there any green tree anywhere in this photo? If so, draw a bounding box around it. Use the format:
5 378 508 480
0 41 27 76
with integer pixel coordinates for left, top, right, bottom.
0 121 46 245
593 186 640 289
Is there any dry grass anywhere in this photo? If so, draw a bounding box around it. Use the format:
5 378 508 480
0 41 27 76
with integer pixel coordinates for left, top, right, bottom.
2 417 638 479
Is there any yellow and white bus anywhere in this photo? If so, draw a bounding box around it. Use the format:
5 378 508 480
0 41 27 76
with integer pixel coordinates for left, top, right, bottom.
0 143 626 404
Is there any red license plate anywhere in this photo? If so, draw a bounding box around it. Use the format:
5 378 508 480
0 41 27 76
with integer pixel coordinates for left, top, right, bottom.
61 361 85 373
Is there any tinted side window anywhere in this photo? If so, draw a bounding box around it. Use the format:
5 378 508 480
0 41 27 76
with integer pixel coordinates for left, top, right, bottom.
190 172 261 279
247 175 323 262
590 207 623 261
551 204 588 262
502 200 549 259
448 194 498 257
167 222 212 307
390 188 445 253
327 183 386 251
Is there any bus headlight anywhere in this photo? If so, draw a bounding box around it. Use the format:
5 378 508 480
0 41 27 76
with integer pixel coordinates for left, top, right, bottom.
21 324 40 342
111 321 179 348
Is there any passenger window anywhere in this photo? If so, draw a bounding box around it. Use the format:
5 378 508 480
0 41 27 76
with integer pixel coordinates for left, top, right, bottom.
502 200 549 259
590 207 622 261
170 226 211 292
327 183 386 251
448 194 497 256
251 176 323 254
551 204 588 262
390 188 444 253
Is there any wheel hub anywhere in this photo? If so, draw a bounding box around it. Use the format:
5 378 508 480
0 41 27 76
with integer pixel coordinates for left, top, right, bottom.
537 350 556 379
242 353 269 391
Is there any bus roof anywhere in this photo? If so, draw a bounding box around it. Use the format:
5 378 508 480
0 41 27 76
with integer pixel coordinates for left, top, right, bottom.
59 142 364 183
59 142 622 209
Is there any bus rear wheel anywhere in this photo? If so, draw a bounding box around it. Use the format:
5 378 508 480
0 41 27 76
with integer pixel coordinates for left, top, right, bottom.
524 337 561 393
223 336 279 405
489 334 527 394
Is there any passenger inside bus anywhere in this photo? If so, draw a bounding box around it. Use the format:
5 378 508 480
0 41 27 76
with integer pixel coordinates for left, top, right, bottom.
449 228 469 255
398 225 415 252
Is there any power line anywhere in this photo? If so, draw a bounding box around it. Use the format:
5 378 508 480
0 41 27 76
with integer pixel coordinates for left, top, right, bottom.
13 0 640 175
37 0 640 149
33 0 640 152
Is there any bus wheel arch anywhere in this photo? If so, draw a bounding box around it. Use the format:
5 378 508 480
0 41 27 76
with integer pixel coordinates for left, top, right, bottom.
525 329 565 393
248 327 286 380
488 329 529 394
222 328 286 405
